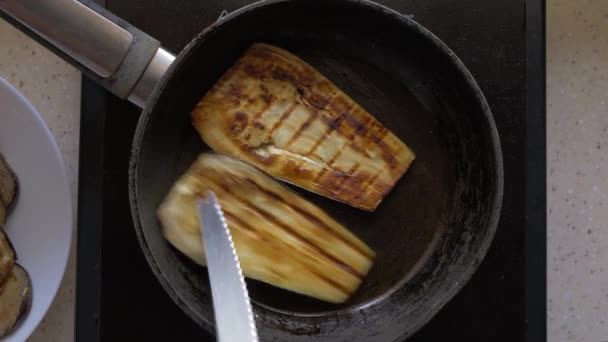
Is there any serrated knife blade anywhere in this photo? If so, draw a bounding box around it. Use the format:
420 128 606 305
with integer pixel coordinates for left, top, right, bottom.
197 191 258 342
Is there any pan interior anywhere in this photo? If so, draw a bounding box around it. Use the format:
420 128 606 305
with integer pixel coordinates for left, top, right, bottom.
133 0 499 338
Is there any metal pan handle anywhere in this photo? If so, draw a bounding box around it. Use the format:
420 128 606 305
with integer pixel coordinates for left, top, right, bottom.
0 0 175 108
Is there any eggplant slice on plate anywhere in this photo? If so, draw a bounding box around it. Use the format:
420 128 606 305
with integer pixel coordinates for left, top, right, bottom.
193 43 415 212
158 153 375 303
0 156 29 338
0 264 32 338
0 154 18 212
0 230 16 288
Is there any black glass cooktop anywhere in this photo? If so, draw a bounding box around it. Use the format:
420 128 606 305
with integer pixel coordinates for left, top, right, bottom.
76 0 545 341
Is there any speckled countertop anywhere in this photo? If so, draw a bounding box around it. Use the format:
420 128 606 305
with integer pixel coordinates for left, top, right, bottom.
547 0 608 341
0 1 606 341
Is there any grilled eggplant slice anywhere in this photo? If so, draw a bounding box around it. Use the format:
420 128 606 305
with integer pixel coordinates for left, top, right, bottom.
0 264 32 338
192 43 415 211
0 230 16 287
0 154 18 210
158 154 375 303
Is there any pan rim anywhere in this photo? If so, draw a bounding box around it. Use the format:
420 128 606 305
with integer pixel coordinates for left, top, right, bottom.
128 0 504 340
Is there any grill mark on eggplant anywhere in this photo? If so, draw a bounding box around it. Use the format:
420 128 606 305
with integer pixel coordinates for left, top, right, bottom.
308 109 384 172
284 110 319 148
310 162 364 201
216 182 365 279
332 163 362 196
275 107 351 188
223 209 354 294
266 102 298 137
250 100 274 124
222 211 265 240
308 269 350 295
351 168 384 202
351 116 398 169
241 102 299 164
323 100 398 168
309 106 397 202
223 210 352 295
311 141 348 184
231 96 274 141
240 178 373 259
224 211 350 296
370 134 399 168
269 269 288 281
304 111 351 182
305 111 348 158
298 86 338 111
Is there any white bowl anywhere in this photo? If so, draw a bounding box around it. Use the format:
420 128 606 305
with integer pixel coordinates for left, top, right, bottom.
0 77 73 341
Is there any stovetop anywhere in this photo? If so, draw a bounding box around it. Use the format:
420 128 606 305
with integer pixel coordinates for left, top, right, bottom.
76 0 545 341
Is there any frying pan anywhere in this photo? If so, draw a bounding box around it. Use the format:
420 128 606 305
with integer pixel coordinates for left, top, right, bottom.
0 0 503 340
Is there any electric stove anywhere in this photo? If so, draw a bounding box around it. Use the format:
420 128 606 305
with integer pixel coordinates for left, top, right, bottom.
76 0 546 341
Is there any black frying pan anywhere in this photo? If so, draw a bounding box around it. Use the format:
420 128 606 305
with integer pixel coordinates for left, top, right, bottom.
1 0 503 340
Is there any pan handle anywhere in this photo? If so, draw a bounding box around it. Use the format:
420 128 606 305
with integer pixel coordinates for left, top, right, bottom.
0 0 175 108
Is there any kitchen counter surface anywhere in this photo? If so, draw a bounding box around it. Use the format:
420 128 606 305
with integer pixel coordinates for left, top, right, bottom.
547 0 608 340
0 0 606 340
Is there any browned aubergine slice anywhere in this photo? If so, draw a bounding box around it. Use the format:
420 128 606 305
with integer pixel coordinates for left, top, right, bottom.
0 154 18 211
158 154 375 303
0 264 32 338
192 43 415 211
0 230 16 288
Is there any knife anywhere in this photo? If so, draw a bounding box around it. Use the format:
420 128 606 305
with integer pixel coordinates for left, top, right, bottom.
197 191 258 342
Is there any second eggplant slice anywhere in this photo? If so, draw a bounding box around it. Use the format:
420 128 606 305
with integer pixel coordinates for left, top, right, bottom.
158 153 375 303
192 43 415 211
